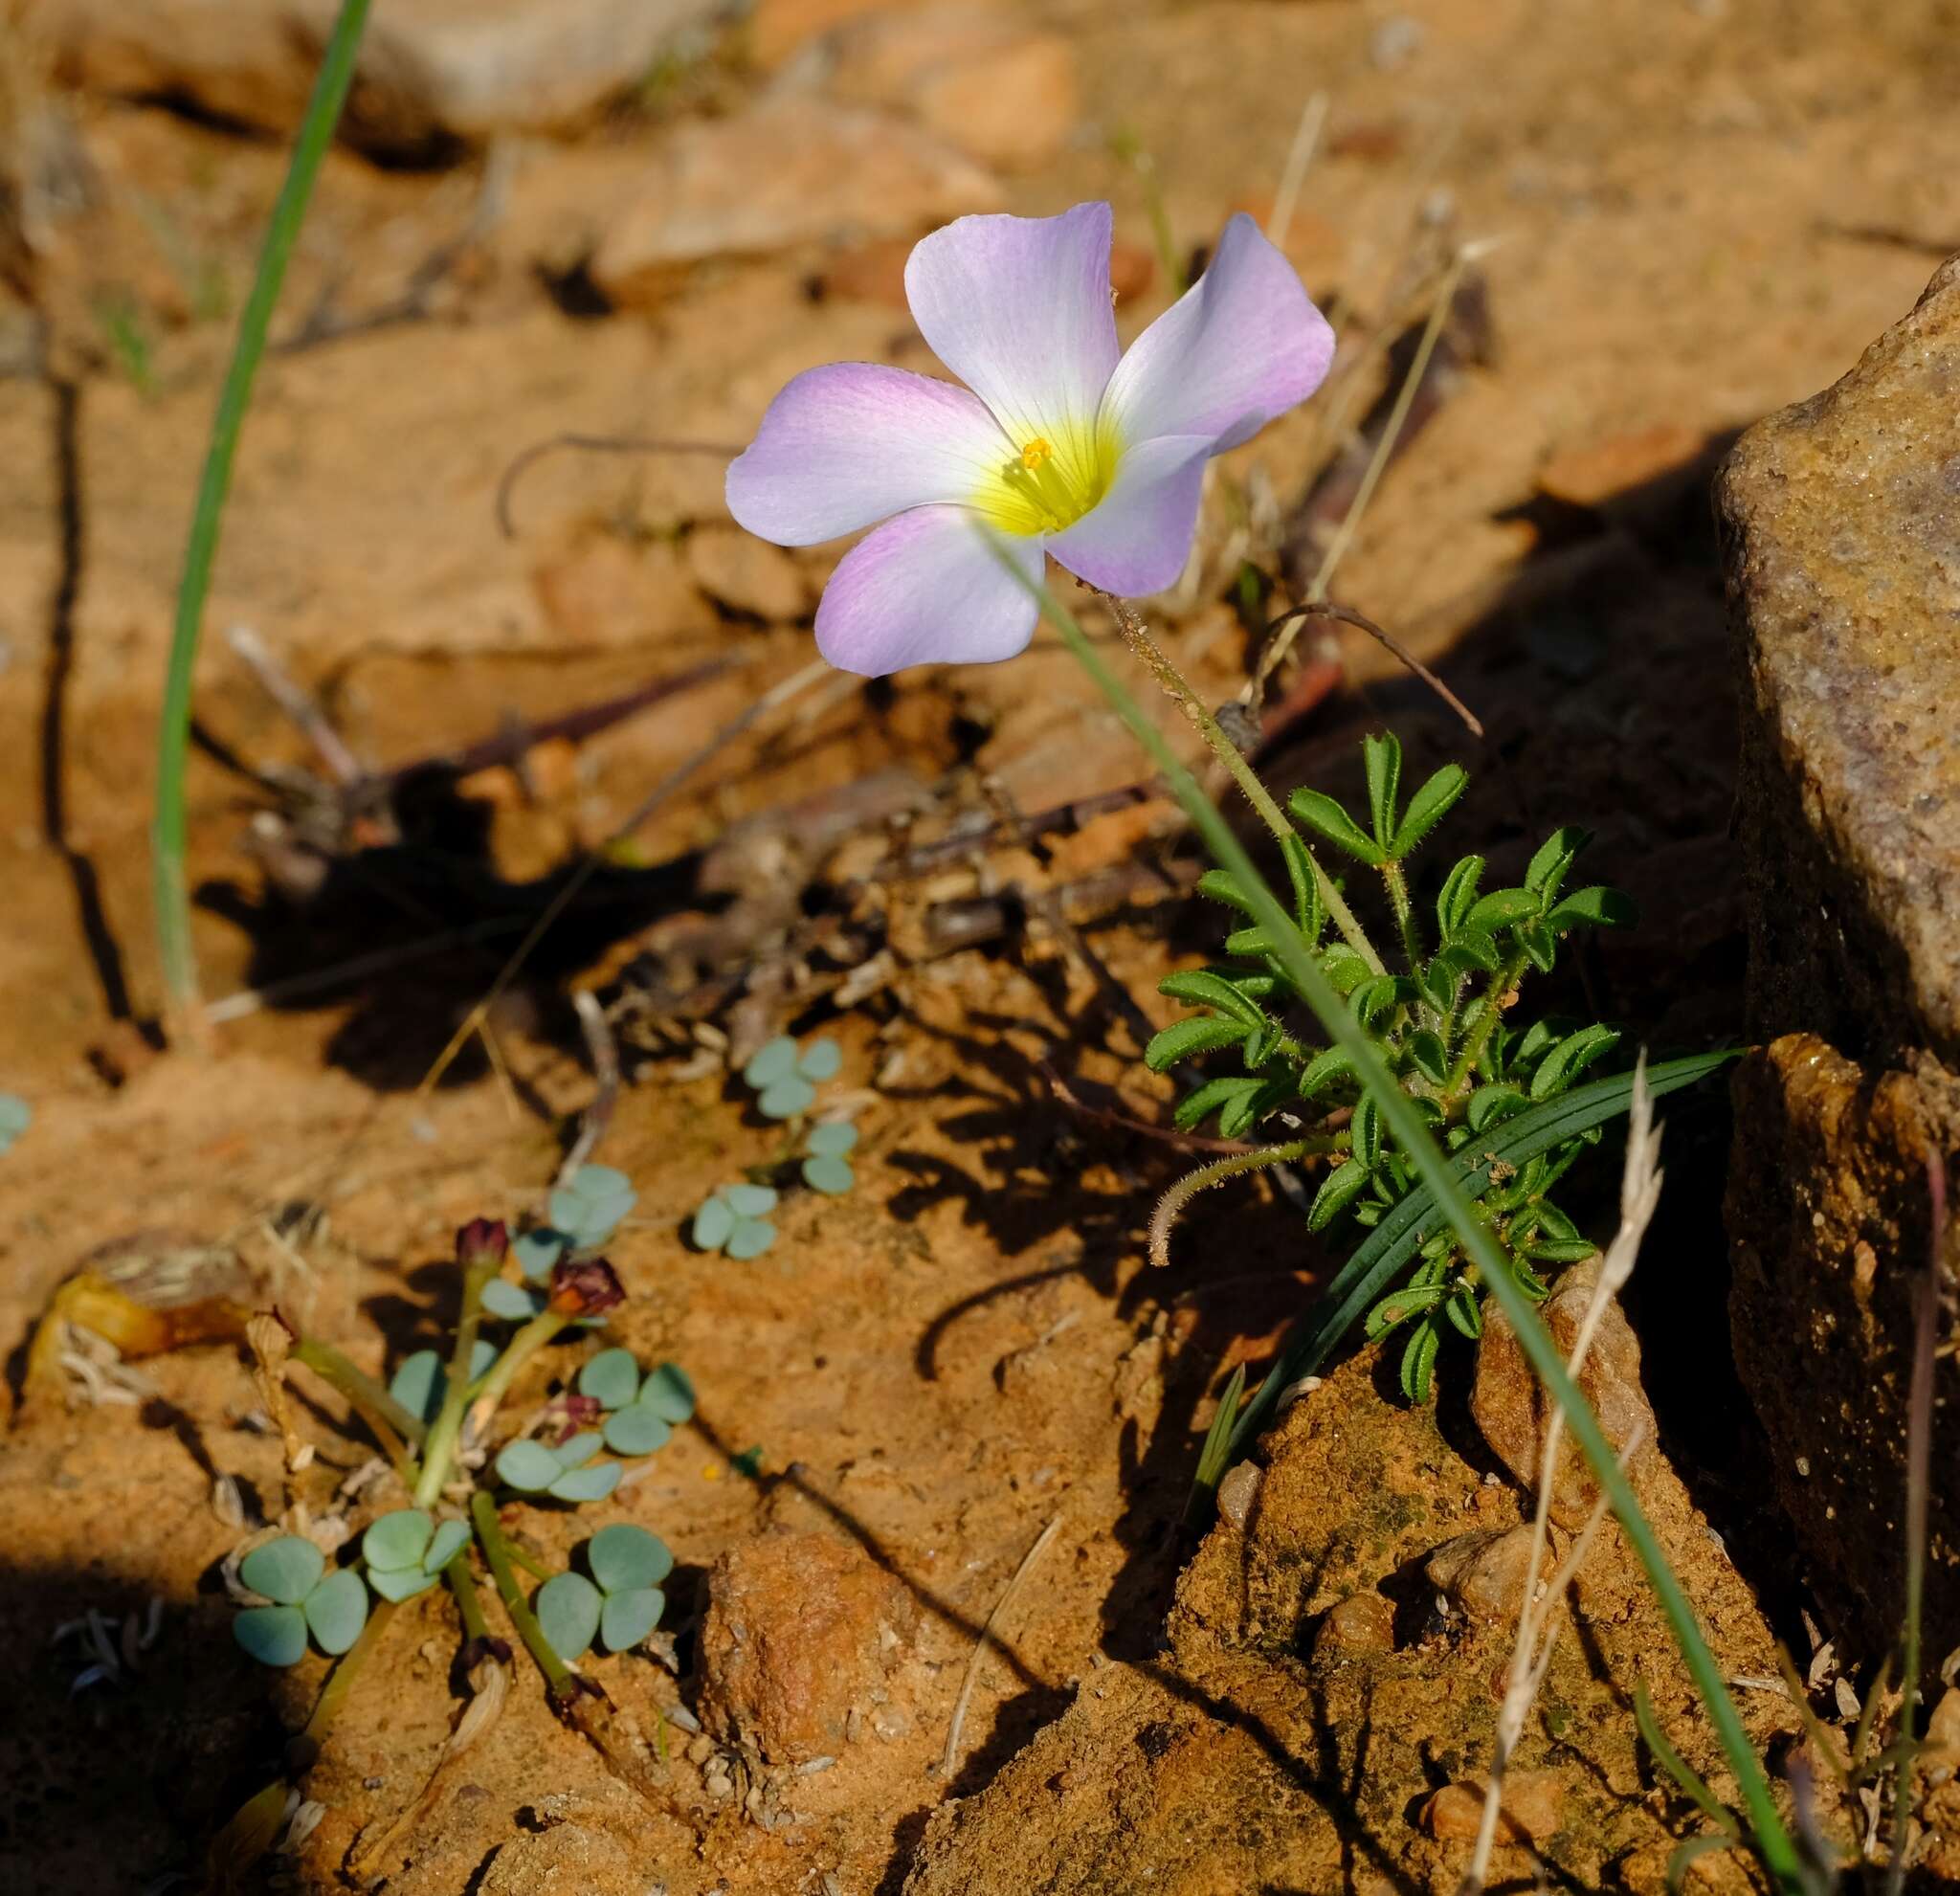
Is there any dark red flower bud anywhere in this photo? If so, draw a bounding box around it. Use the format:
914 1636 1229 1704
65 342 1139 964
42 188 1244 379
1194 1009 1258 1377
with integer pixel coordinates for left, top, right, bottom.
541 1394 604 1444
547 1257 624 1317
457 1218 509 1269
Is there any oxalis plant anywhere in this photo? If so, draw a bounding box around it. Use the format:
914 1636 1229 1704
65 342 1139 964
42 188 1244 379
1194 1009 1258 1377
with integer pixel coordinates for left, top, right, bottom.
212 1178 696 1885
725 202 1815 1887
1147 727 1637 1401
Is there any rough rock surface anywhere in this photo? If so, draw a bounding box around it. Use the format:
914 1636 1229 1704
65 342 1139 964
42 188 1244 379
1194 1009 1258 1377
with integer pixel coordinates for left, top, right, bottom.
1727 1036 1960 1660
1718 253 1960 1066
1719 254 1960 1663
904 1345 1814 1894
1470 1261 1657 1530
696 1528 917 1766
44 0 723 153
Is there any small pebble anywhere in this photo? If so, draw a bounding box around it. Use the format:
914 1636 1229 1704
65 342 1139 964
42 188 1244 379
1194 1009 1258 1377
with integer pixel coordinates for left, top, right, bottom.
1215 1461 1262 1531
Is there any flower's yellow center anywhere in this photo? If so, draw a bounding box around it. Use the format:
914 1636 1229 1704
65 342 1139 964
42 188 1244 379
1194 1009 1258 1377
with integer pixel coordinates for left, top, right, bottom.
971 418 1120 536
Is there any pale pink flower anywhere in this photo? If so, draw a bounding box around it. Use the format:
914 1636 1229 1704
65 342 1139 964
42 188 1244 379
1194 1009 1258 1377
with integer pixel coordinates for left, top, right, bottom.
726 202 1334 676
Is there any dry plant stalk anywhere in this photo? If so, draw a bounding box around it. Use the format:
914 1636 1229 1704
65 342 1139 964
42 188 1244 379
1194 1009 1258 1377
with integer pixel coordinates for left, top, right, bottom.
1460 1057 1664 1893
246 1310 314 1521
350 1650 509 1880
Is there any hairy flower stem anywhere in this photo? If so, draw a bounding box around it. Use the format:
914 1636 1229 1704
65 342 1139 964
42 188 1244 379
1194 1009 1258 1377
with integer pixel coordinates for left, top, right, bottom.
471 1492 577 1696
1443 950 1529 1104
1022 567 1803 1890
1106 596 1384 975
412 1260 500 1507
1150 1139 1335 1269
289 1338 424 1479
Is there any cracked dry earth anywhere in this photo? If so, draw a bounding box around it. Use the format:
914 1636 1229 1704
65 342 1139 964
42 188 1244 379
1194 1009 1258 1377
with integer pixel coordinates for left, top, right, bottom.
5 2 1960 1892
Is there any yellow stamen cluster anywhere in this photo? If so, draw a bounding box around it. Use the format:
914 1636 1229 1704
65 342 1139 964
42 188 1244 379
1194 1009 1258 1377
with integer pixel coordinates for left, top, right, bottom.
971 418 1119 537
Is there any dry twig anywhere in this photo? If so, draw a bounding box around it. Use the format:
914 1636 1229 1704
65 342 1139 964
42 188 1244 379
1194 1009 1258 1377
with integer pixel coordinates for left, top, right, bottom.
941 1516 1062 1779
1461 1056 1663 1892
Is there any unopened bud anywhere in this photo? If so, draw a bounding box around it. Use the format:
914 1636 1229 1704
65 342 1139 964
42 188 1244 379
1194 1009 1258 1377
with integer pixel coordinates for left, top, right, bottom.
547 1257 624 1317
457 1218 509 1269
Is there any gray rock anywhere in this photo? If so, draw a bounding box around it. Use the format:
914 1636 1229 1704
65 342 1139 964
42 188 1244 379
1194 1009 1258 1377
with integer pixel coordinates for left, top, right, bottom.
46 0 725 154
1720 254 1960 1670
1718 252 1960 1068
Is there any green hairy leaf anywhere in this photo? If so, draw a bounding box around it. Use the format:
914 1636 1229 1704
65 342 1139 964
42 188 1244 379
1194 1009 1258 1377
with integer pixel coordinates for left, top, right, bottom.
1288 787 1383 865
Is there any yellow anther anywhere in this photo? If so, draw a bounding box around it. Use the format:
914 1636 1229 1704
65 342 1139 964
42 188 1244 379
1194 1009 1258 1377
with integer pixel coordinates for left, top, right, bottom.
1019 437 1053 471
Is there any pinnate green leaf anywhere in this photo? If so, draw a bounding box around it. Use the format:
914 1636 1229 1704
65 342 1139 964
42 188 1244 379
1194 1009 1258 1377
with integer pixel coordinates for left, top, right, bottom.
1391 764 1467 859
1145 1015 1248 1071
1307 1157 1375 1231
1363 731 1402 847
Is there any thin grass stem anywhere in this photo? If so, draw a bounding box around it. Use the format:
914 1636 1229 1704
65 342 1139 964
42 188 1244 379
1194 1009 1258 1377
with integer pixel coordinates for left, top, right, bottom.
151 0 373 1024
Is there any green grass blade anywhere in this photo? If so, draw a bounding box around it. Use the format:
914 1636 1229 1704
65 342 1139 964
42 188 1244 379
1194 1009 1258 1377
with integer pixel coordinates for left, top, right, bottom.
151 0 373 1019
1637 1679 1741 1835
1222 1051 1737 1465
1186 1362 1247 1526
1016 564 1802 1889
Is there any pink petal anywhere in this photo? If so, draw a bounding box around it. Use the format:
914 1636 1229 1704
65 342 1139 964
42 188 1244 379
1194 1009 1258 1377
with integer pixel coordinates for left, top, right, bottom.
1047 435 1214 596
1102 213 1334 452
725 363 1010 546
814 506 1044 676
904 203 1120 451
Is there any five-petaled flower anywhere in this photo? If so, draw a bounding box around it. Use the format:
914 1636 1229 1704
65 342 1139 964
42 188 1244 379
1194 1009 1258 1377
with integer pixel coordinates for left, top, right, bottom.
726 201 1333 677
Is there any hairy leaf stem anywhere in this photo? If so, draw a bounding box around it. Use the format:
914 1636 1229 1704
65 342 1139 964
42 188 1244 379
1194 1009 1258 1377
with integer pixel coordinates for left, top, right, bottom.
1105 596 1384 976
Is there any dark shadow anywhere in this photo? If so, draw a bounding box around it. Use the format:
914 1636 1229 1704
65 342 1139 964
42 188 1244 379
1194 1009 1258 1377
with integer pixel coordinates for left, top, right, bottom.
37 376 154 1043
0 1559 286 1892
200 760 711 1091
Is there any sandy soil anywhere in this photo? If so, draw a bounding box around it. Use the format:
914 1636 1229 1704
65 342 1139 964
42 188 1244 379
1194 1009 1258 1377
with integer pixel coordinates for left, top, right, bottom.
4 2 1959 1891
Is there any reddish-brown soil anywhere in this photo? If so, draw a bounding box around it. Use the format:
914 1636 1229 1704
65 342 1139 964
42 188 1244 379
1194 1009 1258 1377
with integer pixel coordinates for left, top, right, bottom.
4 3 1959 1892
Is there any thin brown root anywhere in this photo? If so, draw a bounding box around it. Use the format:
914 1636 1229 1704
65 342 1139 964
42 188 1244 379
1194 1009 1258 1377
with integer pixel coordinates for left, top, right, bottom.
1263 600 1484 740
350 1655 508 1882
